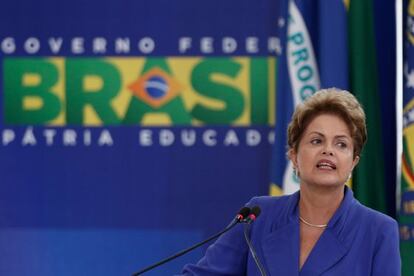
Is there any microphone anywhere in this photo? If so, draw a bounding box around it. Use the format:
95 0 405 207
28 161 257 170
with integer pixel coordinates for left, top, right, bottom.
131 207 251 276
243 206 267 276
243 205 261 224
235 206 251 222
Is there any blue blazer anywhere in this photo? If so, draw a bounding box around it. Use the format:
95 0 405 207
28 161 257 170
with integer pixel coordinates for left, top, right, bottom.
182 187 401 275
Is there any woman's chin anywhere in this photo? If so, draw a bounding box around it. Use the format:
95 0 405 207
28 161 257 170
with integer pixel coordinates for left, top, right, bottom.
304 177 345 189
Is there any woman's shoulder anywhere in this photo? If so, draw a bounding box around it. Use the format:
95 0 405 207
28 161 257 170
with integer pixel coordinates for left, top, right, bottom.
246 192 298 223
248 193 296 209
346 200 400 265
352 200 397 228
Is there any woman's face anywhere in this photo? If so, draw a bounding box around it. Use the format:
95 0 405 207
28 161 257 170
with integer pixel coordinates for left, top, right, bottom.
290 113 359 189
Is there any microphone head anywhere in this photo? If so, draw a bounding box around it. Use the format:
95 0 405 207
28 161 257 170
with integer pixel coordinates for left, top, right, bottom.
245 206 261 223
251 206 261 218
236 207 251 221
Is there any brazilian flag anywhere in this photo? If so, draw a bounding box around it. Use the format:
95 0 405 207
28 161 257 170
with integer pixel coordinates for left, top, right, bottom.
271 0 348 196
400 0 414 275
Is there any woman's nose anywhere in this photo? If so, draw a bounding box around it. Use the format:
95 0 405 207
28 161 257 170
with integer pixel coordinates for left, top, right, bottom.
322 144 334 156
322 150 334 156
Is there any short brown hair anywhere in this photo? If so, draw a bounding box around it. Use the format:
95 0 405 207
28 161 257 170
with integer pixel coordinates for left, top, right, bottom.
287 88 367 158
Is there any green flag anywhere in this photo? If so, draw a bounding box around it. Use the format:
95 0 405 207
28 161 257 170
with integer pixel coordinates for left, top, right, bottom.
348 0 387 213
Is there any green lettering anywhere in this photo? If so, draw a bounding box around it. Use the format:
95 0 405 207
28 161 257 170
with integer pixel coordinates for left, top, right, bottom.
191 58 244 124
66 59 120 124
250 58 269 124
4 58 60 124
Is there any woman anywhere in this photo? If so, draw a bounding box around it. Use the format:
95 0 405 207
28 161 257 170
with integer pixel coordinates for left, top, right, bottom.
181 88 401 275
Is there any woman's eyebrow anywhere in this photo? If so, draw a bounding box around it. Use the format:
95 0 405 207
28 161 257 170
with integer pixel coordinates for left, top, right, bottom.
307 132 351 140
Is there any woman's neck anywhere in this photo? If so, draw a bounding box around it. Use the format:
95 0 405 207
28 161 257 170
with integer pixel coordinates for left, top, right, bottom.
299 184 345 225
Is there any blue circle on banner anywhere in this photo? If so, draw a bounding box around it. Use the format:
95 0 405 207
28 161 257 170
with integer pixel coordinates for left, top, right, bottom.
145 76 168 99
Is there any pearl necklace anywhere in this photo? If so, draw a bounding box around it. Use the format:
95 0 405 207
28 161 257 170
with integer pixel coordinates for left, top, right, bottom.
299 216 328 228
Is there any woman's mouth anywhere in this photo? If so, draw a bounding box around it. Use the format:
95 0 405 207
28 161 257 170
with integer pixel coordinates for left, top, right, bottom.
316 160 337 170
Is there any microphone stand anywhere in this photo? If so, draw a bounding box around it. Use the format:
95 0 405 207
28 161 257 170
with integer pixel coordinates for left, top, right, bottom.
243 223 267 276
131 219 240 276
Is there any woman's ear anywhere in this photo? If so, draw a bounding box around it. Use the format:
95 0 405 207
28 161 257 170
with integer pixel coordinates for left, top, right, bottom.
352 155 360 170
288 148 298 169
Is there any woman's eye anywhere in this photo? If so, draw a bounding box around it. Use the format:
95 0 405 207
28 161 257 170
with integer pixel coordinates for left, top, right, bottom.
311 139 321 145
337 142 347 148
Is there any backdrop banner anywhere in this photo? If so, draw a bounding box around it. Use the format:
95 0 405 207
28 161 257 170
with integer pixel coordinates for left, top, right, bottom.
0 0 282 275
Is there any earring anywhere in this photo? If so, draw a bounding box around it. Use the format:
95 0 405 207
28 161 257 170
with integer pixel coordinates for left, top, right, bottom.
345 172 353 185
293 168 299 178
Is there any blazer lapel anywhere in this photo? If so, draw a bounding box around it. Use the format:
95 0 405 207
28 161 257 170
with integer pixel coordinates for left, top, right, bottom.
299 229 348 275
259 187 354 276
261 222 300 276
299 187 356 276
300 186 355 276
